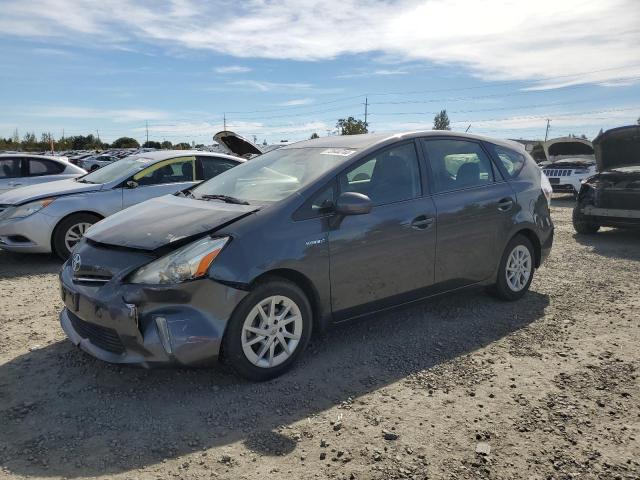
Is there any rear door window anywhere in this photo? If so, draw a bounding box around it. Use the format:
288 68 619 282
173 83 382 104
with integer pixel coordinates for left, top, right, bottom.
197 156 238 181
0 158 22 178
28 159 65 176
422 139 494 193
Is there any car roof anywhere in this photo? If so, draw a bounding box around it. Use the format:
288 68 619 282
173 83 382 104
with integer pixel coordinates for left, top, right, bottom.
0 153 69 162
128 150 245 163
281 130 528 153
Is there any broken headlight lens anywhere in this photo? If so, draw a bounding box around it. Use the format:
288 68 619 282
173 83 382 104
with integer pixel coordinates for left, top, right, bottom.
6 198 55 220
129 236 229 285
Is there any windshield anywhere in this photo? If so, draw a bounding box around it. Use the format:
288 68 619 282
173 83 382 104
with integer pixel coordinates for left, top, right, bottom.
192 147 356 203
79 156 151 184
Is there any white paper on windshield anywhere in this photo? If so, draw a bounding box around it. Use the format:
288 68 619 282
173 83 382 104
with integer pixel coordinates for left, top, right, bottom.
320 148 356 156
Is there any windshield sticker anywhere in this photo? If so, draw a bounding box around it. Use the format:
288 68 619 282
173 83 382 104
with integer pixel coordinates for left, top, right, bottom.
320 148 356 157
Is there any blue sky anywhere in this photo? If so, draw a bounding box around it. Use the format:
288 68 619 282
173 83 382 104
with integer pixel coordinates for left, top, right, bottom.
1 0 639 145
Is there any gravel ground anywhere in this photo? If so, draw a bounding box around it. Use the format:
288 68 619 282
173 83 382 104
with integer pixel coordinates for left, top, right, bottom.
0 196 638 480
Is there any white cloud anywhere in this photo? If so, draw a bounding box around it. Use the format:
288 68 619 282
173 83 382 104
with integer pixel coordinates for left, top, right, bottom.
277 98 314 106
336 68 408 79
0 0 638 87
25 106 170 123
229 80 314 92
215 65 252 74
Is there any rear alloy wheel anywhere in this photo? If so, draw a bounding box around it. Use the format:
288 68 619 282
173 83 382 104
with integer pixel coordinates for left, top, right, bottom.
492 235 535 301
223 278 312 381
52 213 101 260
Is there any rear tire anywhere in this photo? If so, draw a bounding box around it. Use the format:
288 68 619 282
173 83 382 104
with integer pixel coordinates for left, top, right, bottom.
572 198 600 234
52 213 101 260
491 235 535 301
222 278 313 381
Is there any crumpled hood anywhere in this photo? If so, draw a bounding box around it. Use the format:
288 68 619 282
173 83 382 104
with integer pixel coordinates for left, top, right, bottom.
85 194 258 250
0 178 103 205
594 125 640 171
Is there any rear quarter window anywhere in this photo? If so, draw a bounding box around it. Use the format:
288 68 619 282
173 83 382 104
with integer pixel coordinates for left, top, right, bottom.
490 145 527 179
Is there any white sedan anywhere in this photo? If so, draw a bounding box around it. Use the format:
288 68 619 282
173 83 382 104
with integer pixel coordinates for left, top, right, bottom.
0 154 86 194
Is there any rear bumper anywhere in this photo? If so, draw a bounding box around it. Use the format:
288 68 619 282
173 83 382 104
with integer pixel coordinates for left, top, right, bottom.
583 206 640 219
59 266 248 367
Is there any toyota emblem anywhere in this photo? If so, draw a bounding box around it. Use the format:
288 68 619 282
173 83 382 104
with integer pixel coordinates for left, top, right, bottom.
72 253 81 272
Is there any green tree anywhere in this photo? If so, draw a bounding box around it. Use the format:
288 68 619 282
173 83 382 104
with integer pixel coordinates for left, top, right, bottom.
336 117 368 135
433 110 451 130
161 140 173 149
142 140 162 149
310 132 320 139
111 137 140 148
174 142 191 150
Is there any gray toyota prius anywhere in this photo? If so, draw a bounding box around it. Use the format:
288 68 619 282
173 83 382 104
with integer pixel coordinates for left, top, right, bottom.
59 131 554 380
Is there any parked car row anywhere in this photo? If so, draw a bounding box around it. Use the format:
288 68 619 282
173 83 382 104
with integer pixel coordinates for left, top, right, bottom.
0 153 86 194
2 127 636 380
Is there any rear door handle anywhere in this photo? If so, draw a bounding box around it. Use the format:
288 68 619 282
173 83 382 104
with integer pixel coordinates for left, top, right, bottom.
497 198 514 211
411 215 434 230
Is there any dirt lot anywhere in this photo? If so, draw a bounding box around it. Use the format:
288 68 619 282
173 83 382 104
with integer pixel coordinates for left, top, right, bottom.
0 196 638 480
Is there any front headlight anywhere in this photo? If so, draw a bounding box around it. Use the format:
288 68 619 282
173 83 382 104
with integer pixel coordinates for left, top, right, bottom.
6 198 55 220
129 236 229 285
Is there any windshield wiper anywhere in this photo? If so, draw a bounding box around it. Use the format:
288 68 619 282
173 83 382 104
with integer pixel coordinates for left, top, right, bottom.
175 189 195 198
75 178 95 184
200 194 249 205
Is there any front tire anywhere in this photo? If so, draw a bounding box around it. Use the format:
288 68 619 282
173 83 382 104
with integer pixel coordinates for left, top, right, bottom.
222 278 313 381
572 198 600 234
492 235 535 301
52 213 101 260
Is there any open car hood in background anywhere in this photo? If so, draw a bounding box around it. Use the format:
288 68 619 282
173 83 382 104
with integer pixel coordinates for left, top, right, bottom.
213 131 264 157
594 125 640 171
84 195 258 250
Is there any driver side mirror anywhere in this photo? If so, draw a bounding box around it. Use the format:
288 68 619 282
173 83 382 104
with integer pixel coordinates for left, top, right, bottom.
334 192 372 216
126 180 139 189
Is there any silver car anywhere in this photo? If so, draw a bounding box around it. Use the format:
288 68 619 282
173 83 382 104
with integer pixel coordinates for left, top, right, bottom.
0 150 243 258
0 154 86 194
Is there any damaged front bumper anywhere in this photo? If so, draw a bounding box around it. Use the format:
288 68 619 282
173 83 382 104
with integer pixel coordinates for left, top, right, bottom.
59 259 248 367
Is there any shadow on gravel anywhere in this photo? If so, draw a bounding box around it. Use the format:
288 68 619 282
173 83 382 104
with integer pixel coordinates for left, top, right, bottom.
0 289 549 477
574 228 640 262
0 251 62 279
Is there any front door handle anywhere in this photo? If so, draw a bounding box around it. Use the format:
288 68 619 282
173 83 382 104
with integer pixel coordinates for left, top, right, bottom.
411 215 434 230
497 198 514 211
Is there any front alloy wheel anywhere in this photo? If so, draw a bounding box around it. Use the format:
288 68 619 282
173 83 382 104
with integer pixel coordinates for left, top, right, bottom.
52 213 101 260
241 295 303 368
223 277 312 381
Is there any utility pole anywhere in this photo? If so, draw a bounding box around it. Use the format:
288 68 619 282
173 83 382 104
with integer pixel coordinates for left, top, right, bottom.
223 113 226 131
544 119 551 141
364 97 368 127
146 120 149 144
